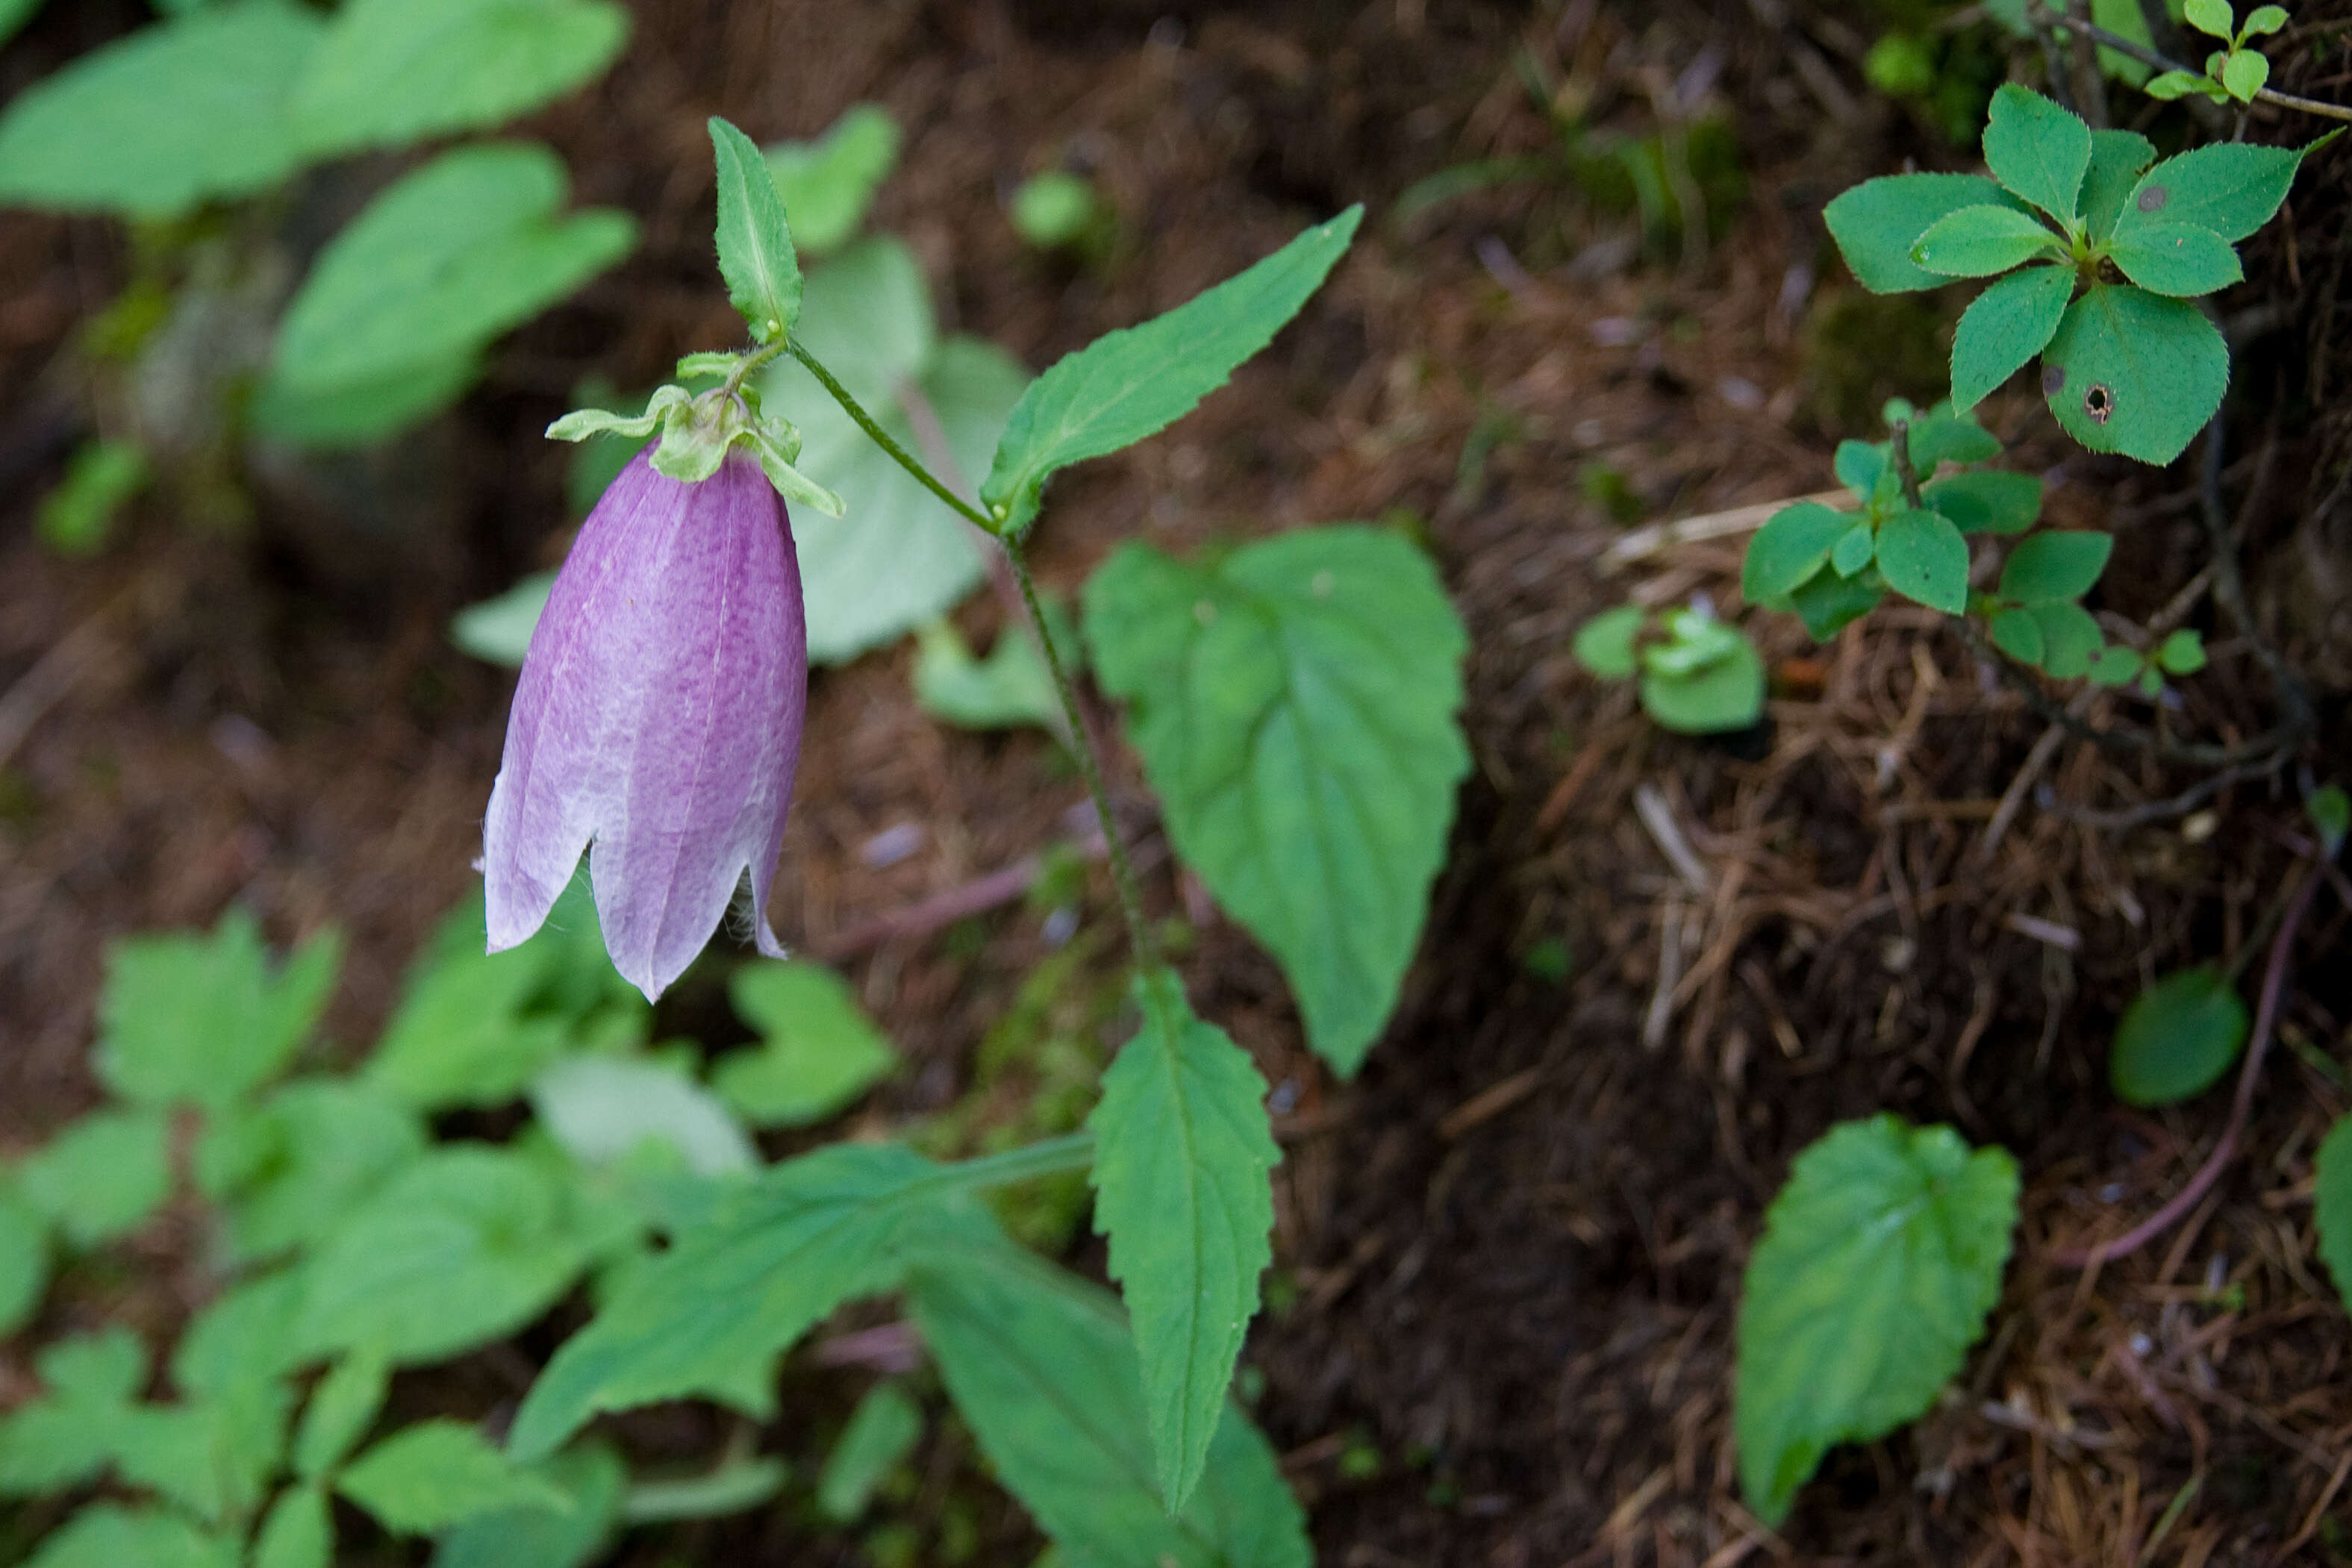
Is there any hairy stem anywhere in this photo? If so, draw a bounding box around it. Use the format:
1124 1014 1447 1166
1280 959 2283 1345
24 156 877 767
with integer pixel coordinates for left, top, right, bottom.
787 341 1000 533
1003 542 1160 972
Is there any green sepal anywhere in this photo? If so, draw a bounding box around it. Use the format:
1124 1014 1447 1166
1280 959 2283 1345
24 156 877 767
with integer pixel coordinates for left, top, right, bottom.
745 423 846 516
546 385 689 443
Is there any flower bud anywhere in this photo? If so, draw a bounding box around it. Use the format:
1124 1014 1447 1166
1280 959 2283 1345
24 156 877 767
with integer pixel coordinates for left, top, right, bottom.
482 446 806 1001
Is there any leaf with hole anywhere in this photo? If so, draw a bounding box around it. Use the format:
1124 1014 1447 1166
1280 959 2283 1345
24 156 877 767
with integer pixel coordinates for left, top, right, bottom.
1735 1116 2018 1526
0 0 322 216
1088 972 1279 1509
2118 139 2327 245
1084 525 1470 1075
2041 284 2228 463
1951 263 2071 410
1874 509 1971 614
1824 173 2021 292
2109 965 2247 1106
982 207 1361 537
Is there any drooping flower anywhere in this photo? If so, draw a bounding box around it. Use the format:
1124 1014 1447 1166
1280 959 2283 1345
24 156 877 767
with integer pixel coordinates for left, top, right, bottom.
482 444 807 1001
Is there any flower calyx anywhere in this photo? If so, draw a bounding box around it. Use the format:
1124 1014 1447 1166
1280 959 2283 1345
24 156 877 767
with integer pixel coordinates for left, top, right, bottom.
545 375 845 518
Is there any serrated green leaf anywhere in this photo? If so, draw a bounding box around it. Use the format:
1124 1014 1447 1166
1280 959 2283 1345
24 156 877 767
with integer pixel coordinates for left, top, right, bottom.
98 908 339 1111
2030 602 2103 677
982 207 1361 537
0 1 322 217
253 1484 333 1568
19 1107 172 1248
2080 130 2157 241
508 1143 963 1461
194 1078 425 1261
906 1243 1309 1568
2109 965 2247 1105
1983 84 2091 225
1988 607 2044 664
297 1146 593 1366
1924 470 2042 535
1087 972 1278 1510
1742 502 1848 605
1909 204 2064 277
708 116 801 343
2041 284 2228 463
1084 525 1470 1075
171 1271 308 1396
1824 173 2021 292
1790 569 1883 640
114 1381 292 1524
2220 46 2268 100
264 143 634 415
295 1352 388 1480
2000 530 2113 603
19 1505 237 1568
2318 1115 2352 1311
290 0 626 157
1735 1115 2018 1526
0 1184 49 1338
431 1443 627 1568
2109 222 2243 297
1571 604 1644 678
339 1420 570 1535
765 103 899 257
2119 140 2317 243
761 239 1027 661
1875 509 1971 613
715 961 896 1128
817 1384 924 1523
1952 263 2072 410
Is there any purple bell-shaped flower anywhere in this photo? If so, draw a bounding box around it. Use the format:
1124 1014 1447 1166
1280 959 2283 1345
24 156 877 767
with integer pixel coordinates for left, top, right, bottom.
482 445 807 1001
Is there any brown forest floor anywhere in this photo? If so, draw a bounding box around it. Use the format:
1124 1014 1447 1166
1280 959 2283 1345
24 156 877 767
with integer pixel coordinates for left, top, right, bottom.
4 1 2352 1564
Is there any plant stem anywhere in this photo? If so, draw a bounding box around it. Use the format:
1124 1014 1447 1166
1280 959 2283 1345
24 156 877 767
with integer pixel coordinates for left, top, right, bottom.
720 337 790 402
1003 542 1160 972
1890 418 1924 509
786 341 1001 534
2028 1 2352 122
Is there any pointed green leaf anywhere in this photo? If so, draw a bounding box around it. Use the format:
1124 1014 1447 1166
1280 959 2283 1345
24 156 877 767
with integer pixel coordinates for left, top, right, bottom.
1088 973 1279 1510
1735 1116 2018 1526
507 1143 962 1461
2041 284 2228 463
172 1272 308 1396
98 909 340 1111
2000 530 2112 604
708 116 802 343
1988 607 2044 665
431 1442 628 1568
2080 129 2156 240
1570 605 1644 678
1741 502 1849 605
1983 84 2091 225
1824 173 2019 292
816 1384 925 1523
295 1352 389 1479
2108 222 2243 297
1909 204 2064 277
0 0 324 217
364 928 571 1112
2030 602 2103 677
1952 263 2072 410
1924 470 2042 534
2118 140 2321 243
19 1505 237 1568
715 961 896 1128
290 0 627 158
19 1108 172 1248
982 207 1361 537
338 1420 570 1535
2109 965 2247 1105
2317 1115 2352 1312
1875 509 1971 613
906 1244 1309 1568
253 1485 333 1568
114 1381 293 1524
1790 569 1883 640
1083 525 1470 1075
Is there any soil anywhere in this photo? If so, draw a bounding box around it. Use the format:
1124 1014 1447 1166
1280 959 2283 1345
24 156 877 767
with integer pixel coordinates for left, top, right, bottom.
4 1 2352 1564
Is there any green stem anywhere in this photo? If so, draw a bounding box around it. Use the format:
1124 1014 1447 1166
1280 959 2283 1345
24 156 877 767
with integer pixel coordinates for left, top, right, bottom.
1004 543 1160 972
938 1130 1097 1190
787 340 999 533
720 336 790 402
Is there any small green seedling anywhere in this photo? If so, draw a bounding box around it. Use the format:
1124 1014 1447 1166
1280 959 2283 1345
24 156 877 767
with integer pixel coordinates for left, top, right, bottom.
2150 1 2289 104
1824 82 2333 463
1010 169 1107 255
1573 602 1765 734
